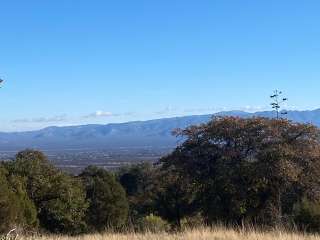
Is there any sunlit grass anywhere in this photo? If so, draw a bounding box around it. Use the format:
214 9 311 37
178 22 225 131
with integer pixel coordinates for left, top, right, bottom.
20 227 320 240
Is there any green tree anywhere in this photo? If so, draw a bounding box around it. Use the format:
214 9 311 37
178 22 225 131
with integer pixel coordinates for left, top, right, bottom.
118 163 156 221
153 166 197 229
6 149 88 234
37 173 88 234
7 174 39 230
80 166 129 232
0 165 38 233
119 162 197 229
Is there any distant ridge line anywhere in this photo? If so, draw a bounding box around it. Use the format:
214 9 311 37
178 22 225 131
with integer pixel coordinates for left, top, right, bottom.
0 109 319 151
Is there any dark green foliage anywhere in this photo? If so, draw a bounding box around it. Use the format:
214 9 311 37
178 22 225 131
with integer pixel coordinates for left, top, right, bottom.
7 175 39 230
36 173 88 234
80 166 129 232
0 166 22 233
118 163 157 221
6 150 59 205
6 149 88 234
153 166 197 228
118 163 196 229
0 166 38 233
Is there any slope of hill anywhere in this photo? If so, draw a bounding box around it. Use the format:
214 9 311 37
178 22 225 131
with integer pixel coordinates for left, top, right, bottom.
0 109 319 151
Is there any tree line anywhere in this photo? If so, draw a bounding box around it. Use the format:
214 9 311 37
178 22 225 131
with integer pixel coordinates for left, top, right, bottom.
1 117 320 234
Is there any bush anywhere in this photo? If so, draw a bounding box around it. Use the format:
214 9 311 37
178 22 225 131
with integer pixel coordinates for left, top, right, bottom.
180 213 205 230
137 214 169 233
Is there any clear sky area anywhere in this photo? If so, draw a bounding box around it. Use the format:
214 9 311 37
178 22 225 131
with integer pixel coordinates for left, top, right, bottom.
0 1 320 131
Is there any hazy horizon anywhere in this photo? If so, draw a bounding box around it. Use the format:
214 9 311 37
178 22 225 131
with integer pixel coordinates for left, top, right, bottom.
0 107 319 133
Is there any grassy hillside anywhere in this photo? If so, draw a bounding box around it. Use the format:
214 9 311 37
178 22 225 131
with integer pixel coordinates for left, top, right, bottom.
21 228 320 240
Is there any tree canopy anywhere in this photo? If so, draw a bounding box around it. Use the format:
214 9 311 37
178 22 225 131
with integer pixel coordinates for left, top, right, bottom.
161 117 320 226
80 166 129 232
5 150 88 234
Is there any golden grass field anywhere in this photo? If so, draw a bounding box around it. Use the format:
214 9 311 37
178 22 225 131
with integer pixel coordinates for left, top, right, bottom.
20 228 320 240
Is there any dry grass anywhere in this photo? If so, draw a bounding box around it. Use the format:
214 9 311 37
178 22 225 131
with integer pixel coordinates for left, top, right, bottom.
21 228 320 240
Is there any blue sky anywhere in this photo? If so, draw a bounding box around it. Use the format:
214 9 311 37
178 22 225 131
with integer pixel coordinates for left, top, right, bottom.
0 0 320 131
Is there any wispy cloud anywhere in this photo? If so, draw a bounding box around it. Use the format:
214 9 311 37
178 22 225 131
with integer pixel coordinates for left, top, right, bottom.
155 106 179 115
13 115 68 123
239 106 266 113
83 111 135 119
281 103 299 111
183 107 227 114
238 105 299 113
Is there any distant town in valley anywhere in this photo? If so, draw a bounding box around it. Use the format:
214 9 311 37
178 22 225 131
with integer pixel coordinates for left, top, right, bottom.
0 147 170 174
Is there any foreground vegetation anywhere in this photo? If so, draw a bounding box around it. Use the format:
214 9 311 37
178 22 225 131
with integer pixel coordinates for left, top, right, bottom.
2 117 320 235
17 228 320 240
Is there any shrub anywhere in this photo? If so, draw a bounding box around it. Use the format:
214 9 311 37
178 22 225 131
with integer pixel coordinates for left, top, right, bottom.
137 214 169 233
180 213 205 230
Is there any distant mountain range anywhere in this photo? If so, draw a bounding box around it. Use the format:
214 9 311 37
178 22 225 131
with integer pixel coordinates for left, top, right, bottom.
0 109 320 151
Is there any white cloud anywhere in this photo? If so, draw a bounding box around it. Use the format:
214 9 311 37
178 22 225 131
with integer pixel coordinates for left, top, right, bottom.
95 110 113 117
240 106 266 112
84 111 114 119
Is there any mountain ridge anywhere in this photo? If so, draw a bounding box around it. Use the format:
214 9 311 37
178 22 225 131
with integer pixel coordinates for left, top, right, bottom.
1 109 320 151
